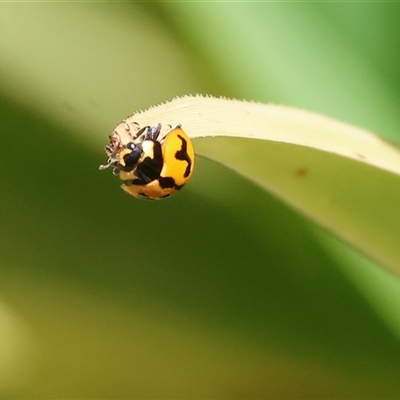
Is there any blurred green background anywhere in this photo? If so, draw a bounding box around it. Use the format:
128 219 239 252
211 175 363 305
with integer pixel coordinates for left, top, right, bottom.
1 2 400 398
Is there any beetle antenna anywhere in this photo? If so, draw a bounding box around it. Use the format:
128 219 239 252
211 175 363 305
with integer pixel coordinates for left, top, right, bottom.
99 161 112 170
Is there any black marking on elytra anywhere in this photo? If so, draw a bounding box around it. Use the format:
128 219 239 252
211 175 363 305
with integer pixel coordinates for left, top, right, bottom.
134 141 163 184
158 176 184 190
175 134 192 177
137 192 170 200
158 176 176 189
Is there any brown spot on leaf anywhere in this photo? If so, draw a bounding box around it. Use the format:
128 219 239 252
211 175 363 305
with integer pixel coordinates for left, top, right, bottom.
295 167 309 177
356 153 366 159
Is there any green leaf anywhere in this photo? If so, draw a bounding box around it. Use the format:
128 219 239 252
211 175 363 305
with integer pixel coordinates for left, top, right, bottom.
128 95 400 275
2 2 400 398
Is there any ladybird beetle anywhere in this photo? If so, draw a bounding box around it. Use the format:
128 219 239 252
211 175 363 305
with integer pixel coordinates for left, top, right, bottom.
99 122 195 199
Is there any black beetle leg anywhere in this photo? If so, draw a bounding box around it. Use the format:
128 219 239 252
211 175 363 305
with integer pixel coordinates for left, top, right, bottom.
145 123 162 141
131 125 149 141
124 120 147 141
